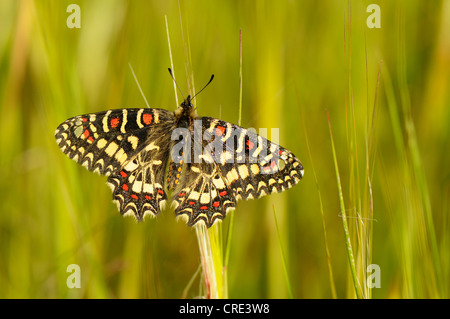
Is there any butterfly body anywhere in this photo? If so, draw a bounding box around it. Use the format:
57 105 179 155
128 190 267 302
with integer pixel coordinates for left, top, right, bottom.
55 96 304 227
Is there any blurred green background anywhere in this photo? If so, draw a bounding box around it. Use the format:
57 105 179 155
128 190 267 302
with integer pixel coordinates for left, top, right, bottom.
0 0 448 298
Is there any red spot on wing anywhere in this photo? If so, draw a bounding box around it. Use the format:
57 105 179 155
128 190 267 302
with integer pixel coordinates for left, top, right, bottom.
110 117 120 128
83 129 90 138
120 171 127 178
88 136 94 142
157 189 164 195
143 113 153 125
215 126 226 136
246 139 254 150
122 184 129 191
200 206 208 210
278 150 283 155
178 192 186 197
82 118 88 122
145 195 151 200
188 201 195 206
131 194 138 200
219 191 227 196
213 201 220 208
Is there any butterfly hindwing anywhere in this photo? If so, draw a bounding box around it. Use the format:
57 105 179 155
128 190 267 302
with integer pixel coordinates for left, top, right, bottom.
106 141 169 219
172 163 236 227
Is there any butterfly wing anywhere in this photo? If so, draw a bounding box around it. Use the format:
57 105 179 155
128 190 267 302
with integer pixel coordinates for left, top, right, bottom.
171 162 236 227
171 117 304 227
55 108 174 218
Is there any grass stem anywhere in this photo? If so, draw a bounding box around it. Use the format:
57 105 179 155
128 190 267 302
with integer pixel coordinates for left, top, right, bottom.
327 110 362 299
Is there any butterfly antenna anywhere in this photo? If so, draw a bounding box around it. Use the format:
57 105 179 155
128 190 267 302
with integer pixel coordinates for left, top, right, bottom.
192 74 214 100
168 68 185 100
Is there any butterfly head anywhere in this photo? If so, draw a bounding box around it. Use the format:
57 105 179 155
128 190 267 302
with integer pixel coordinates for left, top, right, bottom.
174 95 197 125
181 95 194 109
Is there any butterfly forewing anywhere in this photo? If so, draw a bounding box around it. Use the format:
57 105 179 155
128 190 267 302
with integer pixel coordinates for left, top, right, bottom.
55 108 172 174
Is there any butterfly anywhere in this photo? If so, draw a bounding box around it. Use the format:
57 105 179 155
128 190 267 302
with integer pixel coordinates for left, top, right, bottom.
55 83 304 227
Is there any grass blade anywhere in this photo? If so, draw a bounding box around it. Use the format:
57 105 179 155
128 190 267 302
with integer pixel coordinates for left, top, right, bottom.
273 206 294 299
327 110 362 299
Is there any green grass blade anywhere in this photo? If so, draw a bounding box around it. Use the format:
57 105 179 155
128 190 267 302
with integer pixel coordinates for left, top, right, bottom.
165 15 179 107
327 111 362 299
273 206 294 299
396 8 442 296
296 88 337 298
